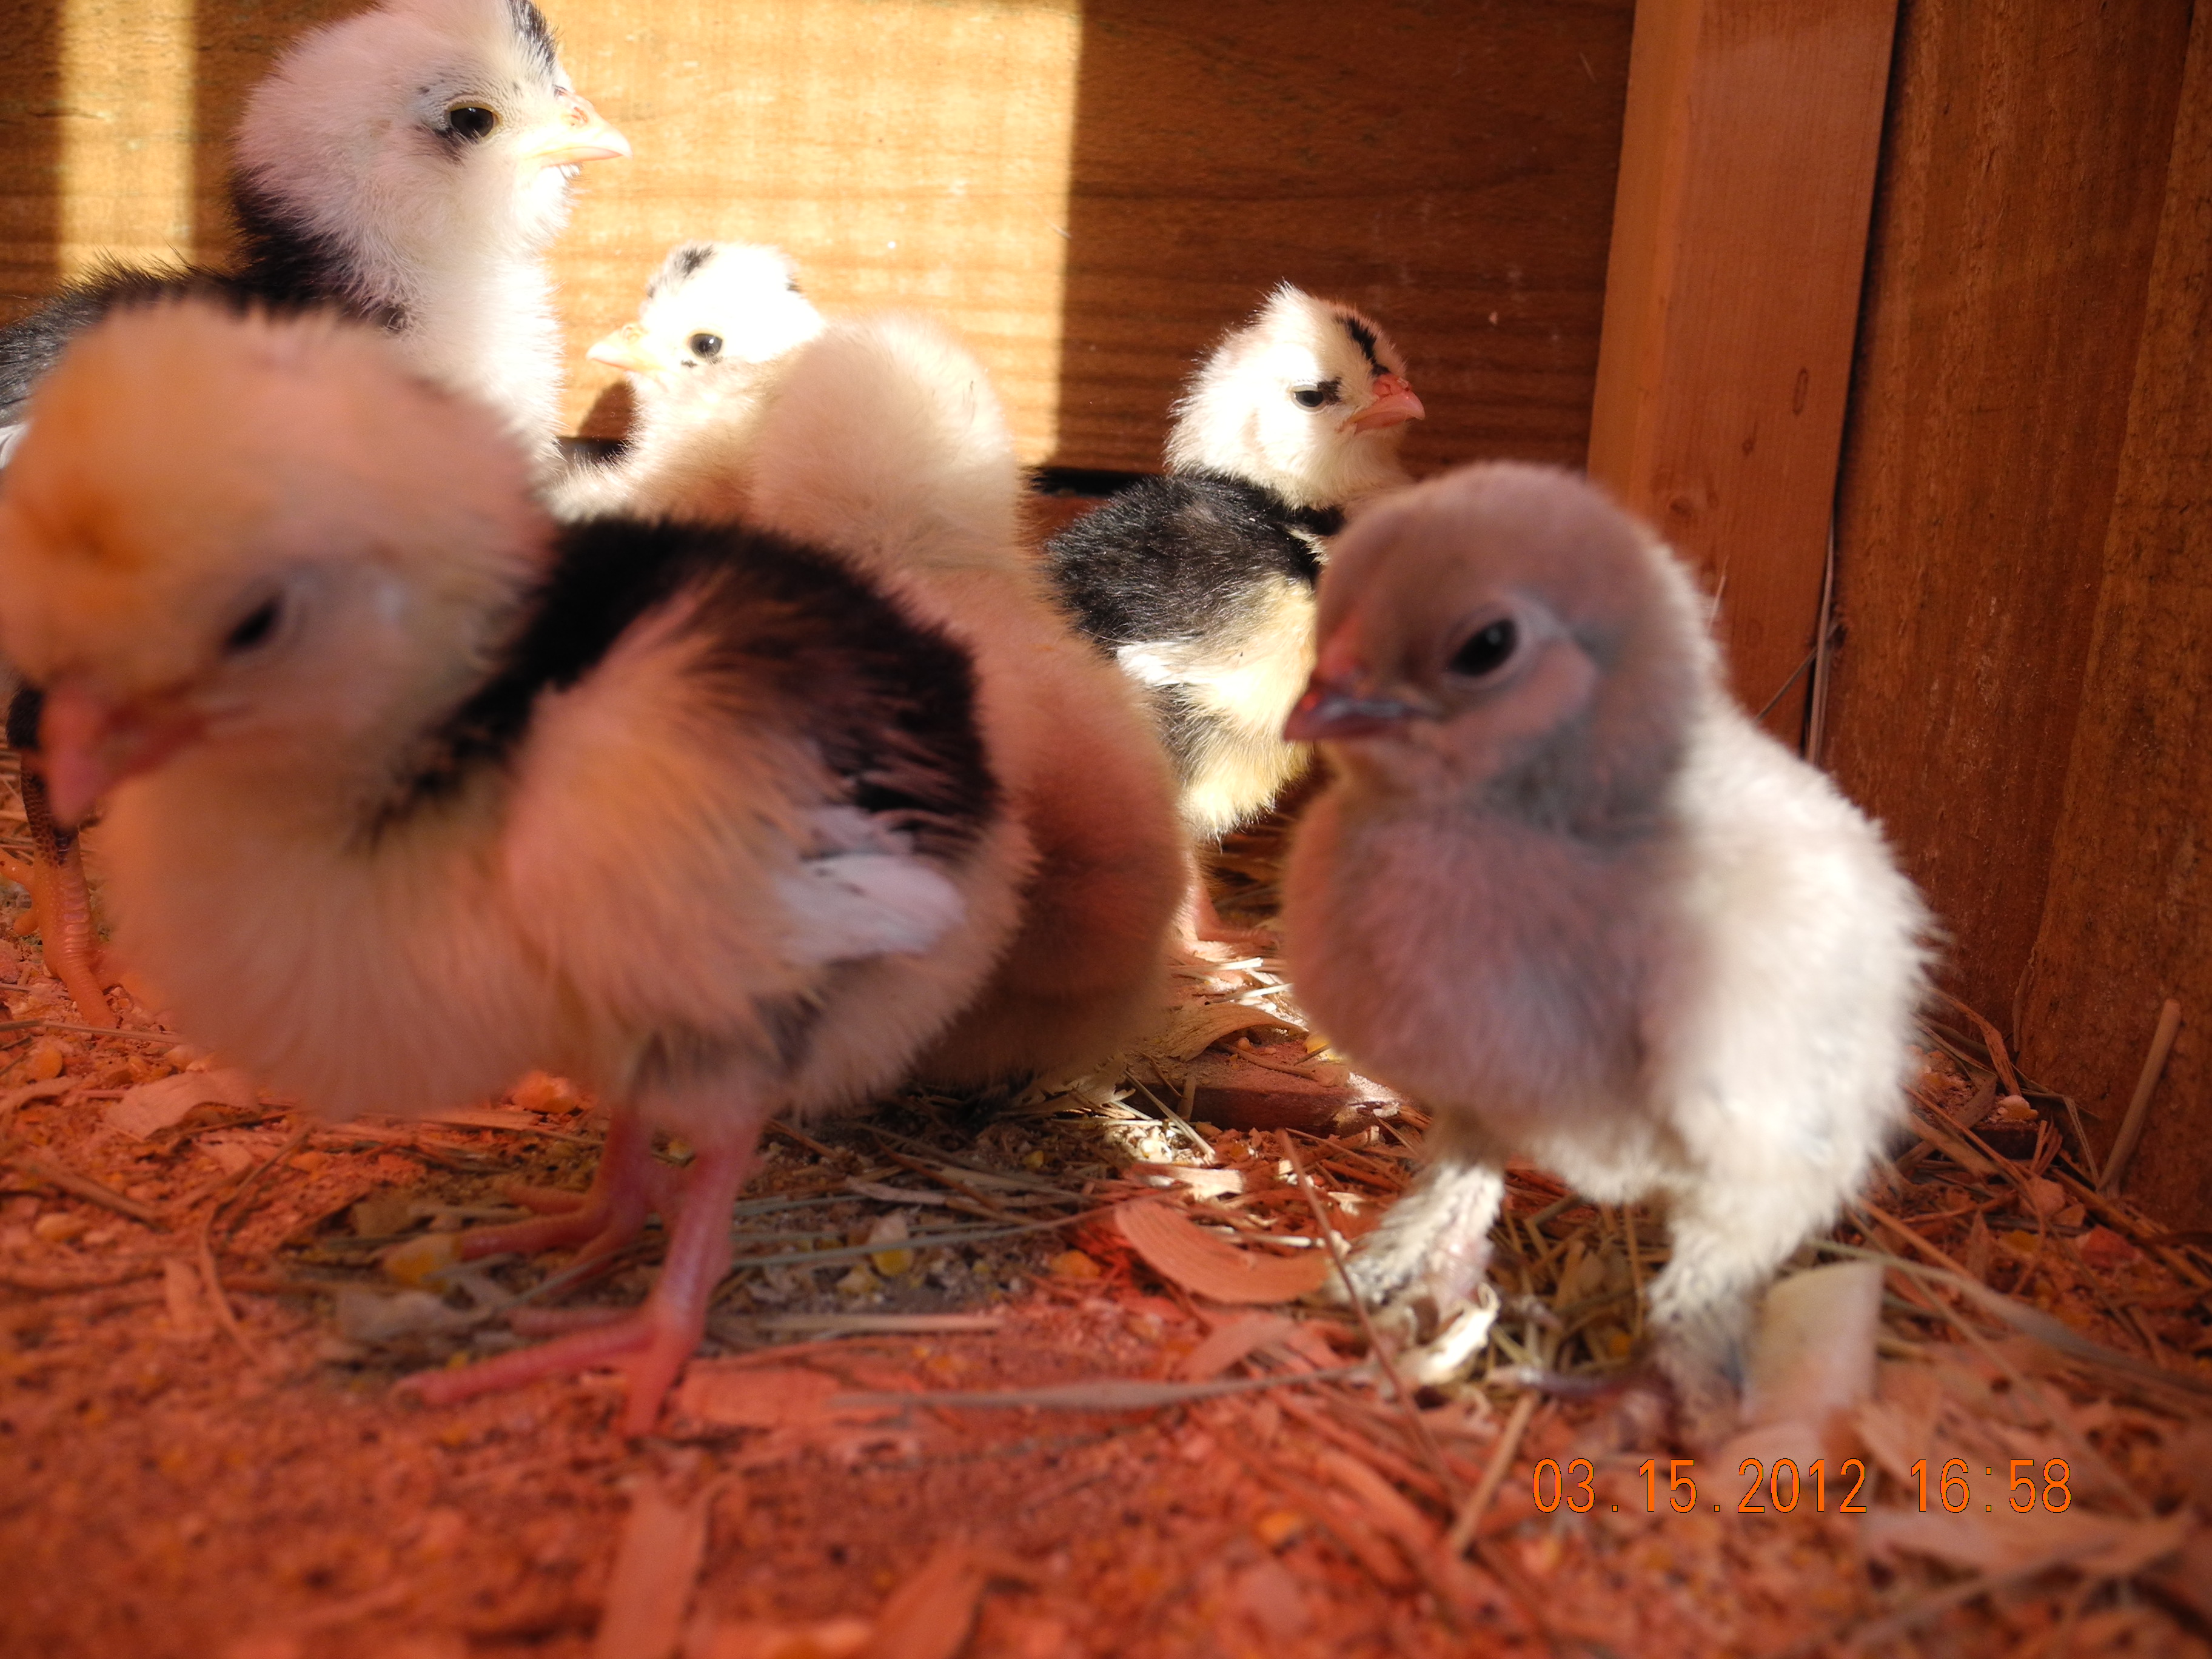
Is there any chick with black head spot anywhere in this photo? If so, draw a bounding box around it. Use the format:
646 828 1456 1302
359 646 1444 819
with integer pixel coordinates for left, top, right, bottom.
552 242 826 520
0 0 625 1022
1044 284 1423 939
1281 461 1929 1443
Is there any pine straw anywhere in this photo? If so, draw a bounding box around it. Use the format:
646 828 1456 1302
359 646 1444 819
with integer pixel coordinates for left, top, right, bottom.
2 799 2209 1657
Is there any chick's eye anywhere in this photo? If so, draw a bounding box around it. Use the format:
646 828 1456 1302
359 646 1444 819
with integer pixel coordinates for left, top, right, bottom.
224 597 282 657
446 104 500 141
1292 382 1341 411
687 332 723 361
1449 617 1519 679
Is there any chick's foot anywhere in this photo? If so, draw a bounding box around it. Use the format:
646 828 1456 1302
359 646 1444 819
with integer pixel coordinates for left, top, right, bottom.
1182 879 1274 951
403 1142 751 1436
455 1110 666 1265
1338 1155 1503 1311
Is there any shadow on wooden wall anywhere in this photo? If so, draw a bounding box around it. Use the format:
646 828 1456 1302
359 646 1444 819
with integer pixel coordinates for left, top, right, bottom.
1828 0 2208 1225
191 3 355 258
0 3 64 315
1051 0 1635 478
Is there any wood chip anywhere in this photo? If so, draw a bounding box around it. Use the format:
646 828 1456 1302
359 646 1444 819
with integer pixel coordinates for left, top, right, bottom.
865 1541 1024 1659
1866 1506 2192 1578
106 1068 259 1139
1184 1053 1367 1131
1113 1197 1329 1304
1155 1003 1295 1061
1127 1161 1245 1196
4 1147 167 1225
675 1364 850 1431
1177 1311 1301 1380
592 1476 713 1659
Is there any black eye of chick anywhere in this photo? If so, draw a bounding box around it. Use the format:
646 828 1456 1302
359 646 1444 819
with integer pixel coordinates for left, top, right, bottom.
1449 617 1518 679
224 598 282 657
446 104 500 141
1292 381 1341 410
688 332 724 361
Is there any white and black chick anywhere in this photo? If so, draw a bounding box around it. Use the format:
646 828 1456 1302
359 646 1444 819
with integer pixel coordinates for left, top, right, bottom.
0 297 1036 1435
1045 284 1424 896
0 0 627 462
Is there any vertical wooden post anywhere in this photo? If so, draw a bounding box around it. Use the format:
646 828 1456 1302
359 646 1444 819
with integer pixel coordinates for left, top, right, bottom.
2019 1 2212 1228
1588 0 1897 741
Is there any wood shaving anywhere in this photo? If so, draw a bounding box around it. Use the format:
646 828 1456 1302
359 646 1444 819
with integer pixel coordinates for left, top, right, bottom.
4 836 2208 1657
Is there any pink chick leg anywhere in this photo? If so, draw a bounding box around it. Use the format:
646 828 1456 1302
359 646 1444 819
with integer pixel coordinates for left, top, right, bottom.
3 769 117 1027
452 1108 668 1264
1183 876 1274 951
401 1139 752 1435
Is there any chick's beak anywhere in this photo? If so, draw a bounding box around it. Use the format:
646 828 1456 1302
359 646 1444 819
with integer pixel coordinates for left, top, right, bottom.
518 90 631 171
34 682 203 827
1346 373 1425 433
1284 672 1433 741
587 321 665 374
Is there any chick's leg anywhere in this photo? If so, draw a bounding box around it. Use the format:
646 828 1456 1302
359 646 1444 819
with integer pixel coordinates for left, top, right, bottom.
6 684 115 1026
4 766 117 1028
1344 1154 1504 1309
1184 875 1275 951
454 1108 666 1264
1645 1185 1818 1447
403 1139 752 1436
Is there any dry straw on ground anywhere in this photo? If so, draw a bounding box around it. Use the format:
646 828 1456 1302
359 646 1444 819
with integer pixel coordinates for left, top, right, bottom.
2 769 2208 1658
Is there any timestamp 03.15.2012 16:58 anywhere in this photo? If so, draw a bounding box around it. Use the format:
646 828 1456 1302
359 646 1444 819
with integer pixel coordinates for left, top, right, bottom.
1531 1457 2076 1518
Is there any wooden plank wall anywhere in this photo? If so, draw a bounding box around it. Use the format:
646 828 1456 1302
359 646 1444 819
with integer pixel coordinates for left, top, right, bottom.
0 0 1636 477
1825 0 2208 1222
2017 8 2212 1228
1823 0 2196 1029
1586 0 1895 741
1052 0 1634 476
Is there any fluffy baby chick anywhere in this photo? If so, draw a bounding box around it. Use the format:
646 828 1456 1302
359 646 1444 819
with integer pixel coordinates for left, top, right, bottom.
554 241 826 519
589 241 825 391
0 0 628 460
628 309 1185 1085
1281 463 1928 1438
1046 284 1424 848
0 0 625 1021
0 298 1034 1433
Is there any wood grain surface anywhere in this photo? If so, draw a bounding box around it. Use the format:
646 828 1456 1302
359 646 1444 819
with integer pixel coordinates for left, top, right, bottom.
1586 0 1896 739
1822 0 2195 1027
1051 0 1634 475
0 4 58 311
0 0 1635 475
2017 4 2212 1228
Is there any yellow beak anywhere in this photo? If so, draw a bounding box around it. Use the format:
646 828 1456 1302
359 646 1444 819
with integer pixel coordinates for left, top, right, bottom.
587 321 667 374
517 89 631 171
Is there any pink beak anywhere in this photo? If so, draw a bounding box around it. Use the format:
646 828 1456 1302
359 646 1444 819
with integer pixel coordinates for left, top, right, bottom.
33 682 203 826
1284 673 1432 741
1346 373 1425 433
